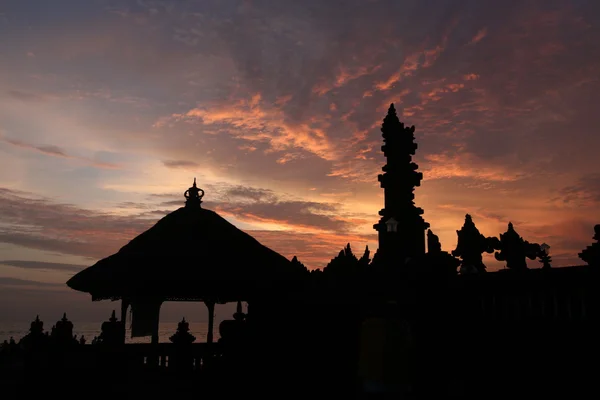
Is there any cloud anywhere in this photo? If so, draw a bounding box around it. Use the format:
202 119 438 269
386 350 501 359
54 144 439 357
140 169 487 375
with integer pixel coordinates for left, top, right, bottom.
0 186 375 269
0 277 63 287
7 90 52 102
423 151 528 182
556 174 600 207
223 186 275 202
374 46 442 92
164 93 338 162
0 136 120 169
162 160 201 169
0 260 86 272
469 28 487 45
1 0 599 274
0 187 156 260
210 199 347 232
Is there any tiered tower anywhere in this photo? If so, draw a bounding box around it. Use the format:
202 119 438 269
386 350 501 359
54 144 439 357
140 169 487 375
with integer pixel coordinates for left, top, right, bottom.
373 104 430 265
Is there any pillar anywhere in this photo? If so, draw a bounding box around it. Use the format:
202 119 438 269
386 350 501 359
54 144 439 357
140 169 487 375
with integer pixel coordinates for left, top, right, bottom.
120 299 129 343
205 301 215 344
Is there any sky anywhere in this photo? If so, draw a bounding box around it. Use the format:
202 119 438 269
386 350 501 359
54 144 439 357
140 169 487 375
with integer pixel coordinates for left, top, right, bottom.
0 0 599 323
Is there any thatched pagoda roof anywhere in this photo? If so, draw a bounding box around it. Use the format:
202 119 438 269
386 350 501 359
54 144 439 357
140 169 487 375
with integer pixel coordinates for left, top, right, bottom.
66 180 296 302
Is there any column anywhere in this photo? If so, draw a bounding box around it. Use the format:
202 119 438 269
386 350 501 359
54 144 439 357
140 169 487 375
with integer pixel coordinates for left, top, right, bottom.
120 299 129 344
205 301 215 344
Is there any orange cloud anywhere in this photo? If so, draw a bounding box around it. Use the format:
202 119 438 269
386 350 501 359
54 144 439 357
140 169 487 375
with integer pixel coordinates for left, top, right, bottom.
374 40 447 92
463 73 480 81
423 152 526 182
312 64 381 96
469 28 488 45
374 52 421 91
169 94 338 162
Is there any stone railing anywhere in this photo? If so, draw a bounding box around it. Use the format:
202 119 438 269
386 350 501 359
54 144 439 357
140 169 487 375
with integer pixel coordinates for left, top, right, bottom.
0 342 222 375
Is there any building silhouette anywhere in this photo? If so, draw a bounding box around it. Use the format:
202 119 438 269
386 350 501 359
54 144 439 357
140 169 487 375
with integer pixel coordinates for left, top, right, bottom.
373 104 430 265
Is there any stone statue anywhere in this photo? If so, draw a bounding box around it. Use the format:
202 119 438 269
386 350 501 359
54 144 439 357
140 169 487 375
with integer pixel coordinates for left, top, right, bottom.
579 224 600 266
494 222 539 270
413 229 460 276
452 215 499 273
427 230 442 254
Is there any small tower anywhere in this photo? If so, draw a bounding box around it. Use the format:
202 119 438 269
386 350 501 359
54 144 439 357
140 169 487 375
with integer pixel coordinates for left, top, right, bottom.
30 315 44 336
169 318 196 344
184 178 205 208
98 310 124 345
373 104 430 266
53 312 75 344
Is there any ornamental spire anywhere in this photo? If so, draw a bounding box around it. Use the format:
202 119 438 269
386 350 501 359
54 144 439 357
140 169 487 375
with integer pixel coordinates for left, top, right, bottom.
373 104 429 265
184 177 205 208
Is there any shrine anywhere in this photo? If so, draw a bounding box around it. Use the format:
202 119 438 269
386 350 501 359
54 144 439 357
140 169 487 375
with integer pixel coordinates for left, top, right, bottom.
67 179 301 344
51 313 77 346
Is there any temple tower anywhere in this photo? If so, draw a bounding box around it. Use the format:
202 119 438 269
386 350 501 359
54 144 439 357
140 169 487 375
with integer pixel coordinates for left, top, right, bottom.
373 104 430 265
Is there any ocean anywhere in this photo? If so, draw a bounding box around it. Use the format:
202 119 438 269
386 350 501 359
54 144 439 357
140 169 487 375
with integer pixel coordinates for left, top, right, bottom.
0 321 214 344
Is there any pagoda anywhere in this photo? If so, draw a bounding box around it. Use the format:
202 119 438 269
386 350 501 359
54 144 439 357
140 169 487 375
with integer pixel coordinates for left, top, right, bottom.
373 104 430 265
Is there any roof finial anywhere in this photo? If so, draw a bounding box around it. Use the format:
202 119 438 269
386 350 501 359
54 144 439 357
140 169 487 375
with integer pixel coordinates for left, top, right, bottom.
184 178 204 208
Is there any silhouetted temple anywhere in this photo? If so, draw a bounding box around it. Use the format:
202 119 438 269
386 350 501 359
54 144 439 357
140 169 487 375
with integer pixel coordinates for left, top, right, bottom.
4 105 599 398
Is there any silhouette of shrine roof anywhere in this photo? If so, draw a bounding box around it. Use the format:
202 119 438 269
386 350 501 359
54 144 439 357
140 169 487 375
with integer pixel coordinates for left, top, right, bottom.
67 180 294 302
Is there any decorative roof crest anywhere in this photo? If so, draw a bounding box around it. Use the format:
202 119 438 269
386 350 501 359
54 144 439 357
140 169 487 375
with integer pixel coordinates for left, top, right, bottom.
184 177 205 208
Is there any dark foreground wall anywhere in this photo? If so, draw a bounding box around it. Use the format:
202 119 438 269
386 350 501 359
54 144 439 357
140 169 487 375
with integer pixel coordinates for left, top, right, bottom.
246 266 600 398
244 298 363 396
3 267 599 398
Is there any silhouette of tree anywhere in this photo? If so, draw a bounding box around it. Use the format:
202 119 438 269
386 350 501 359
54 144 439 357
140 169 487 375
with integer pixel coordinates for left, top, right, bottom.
494 222 539 270
538 243 552 270
579 224 600 266
452 214 499 273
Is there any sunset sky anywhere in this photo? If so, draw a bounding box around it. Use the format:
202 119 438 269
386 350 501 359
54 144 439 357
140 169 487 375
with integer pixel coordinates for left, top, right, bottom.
1 0 599 322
